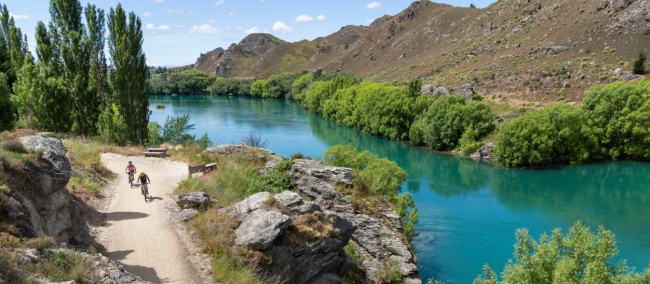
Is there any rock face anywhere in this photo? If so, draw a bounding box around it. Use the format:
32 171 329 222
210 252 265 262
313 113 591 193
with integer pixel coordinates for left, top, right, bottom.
456 84 475 100
14 135 92 248
470 142 495 160
290 159 421 284
421 84 449 97
225 191 356 284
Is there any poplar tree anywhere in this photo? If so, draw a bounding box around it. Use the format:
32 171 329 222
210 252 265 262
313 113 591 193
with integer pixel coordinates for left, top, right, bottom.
107 4 149 144
85 4 109 109
0 4 28 129
49 0 97 136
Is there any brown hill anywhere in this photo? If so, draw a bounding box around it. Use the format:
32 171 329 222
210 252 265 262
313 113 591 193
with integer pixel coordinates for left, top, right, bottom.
178 0 650 104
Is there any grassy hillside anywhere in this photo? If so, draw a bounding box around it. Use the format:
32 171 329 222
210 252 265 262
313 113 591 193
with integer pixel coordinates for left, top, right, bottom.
180 0 649 105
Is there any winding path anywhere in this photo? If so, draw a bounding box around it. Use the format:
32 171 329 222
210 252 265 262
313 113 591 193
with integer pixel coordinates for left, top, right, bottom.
95 153 203 284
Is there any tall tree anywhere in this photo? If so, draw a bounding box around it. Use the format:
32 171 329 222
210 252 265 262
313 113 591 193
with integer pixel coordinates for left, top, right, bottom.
0 72 14 130
107 4 149 144
85 4 109 109
49 0 96 136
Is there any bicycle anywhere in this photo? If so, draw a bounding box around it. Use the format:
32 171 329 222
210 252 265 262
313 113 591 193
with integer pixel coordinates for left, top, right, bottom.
126 171 135 188
140 182 151 202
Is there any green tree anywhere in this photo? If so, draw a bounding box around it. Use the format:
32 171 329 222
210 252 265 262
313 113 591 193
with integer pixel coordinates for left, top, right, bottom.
407 77 421 98
633 51 646 75
162 114 195 145
108 4 150 144
494 104 596 167
0 72 14 130
474 221 650 284
85 4 109 108
409 95 494 150
582 81 650 160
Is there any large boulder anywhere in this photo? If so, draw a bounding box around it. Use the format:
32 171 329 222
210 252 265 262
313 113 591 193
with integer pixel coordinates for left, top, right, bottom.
290 159 421 283
14 135 91 248
226 190 357 283
235 209 292 250
176 192 217 209
456 84 475 100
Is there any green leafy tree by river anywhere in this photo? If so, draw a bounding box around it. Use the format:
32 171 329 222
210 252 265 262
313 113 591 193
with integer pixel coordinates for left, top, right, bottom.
474 221 650 284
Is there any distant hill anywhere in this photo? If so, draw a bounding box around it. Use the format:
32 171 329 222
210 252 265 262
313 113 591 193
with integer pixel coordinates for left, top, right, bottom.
174 0 650 104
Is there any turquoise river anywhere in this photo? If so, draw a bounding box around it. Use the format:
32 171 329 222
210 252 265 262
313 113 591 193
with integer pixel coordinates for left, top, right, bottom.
149 95 650 283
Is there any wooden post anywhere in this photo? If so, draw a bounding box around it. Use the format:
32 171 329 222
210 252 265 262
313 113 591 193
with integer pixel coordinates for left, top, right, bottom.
188 165 192 178
202 162 206 174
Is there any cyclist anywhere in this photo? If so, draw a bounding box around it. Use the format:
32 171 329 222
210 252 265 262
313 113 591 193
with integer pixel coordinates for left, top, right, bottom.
138 171 151 199
125 161 137 185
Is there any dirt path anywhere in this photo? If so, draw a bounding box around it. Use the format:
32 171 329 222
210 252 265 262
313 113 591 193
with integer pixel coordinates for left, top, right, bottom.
94 153 205 284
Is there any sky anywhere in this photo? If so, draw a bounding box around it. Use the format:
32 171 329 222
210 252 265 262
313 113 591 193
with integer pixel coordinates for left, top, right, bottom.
3 0 496 67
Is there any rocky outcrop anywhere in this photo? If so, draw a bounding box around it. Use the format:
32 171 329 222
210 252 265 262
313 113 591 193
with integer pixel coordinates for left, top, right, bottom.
177 192 217 209
224 191 356 284
470 142 494 160
421 84 450 97
290 159 421 284
13 135 92 248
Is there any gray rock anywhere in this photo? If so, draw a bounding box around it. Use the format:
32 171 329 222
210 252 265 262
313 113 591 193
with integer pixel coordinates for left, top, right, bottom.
470 142 495 160
228 191 272 220
622 71 643 81
13 135 91 248
235 209 292 250
263 155 285 172
420 84 434 96
614 68 623 76
178 209 199 221
456 84 475 100
274 191 303 207
177 192 217 209
432 86 450 97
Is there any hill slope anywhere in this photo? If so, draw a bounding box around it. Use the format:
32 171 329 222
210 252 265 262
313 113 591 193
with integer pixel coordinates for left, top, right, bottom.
179 0 650 104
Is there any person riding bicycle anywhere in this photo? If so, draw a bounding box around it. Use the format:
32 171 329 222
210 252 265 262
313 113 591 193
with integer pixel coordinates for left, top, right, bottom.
125 161 137 182
138 171 151 196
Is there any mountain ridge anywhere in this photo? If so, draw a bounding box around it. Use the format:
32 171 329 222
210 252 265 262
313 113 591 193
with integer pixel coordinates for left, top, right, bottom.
175 0 650 104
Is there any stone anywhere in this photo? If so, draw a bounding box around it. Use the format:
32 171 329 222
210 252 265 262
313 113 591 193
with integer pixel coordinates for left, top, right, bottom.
235 209 292 250
227 191 272 220
176 192 217 209
273 191 303 208
178 209 199 221
263 155 284 172
456 84 475 100
14 135 91 248
614 68 623 76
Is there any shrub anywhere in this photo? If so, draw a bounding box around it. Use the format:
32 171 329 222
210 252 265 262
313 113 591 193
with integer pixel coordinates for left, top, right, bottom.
474 221 650 283
494 104 596 167
582 80 650 160
409 95 495 151
633 51 647 74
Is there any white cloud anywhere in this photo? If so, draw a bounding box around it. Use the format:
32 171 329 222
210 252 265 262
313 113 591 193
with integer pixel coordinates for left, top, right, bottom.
215 0 224 6
272 21 295 33
295 15 313 22
316 15 326 21
245 27 262 34
9 13 29 20
143 11 151 17
146 23 171 30
189 24 224 34
229 12 235 16
367 2 381 8
168 8 188 14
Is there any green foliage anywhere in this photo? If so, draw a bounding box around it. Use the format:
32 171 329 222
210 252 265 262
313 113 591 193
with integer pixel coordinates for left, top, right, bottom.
162 113 196 145
0 72 15 131
208 77 253 96
249 72 298 99
324 144 407 198
302 72 359 113
149 70 216 95
407 77 421 98
108 4 150 144
582 80 650 160
473 221 650 284
633 51 646 75
146 121 163 147
410 95 495 150
196 132 212 149
96 104 129 145
343 243 366 283
247 159 293 195
494 104 596 167
395 193 419 250
289 73 314 100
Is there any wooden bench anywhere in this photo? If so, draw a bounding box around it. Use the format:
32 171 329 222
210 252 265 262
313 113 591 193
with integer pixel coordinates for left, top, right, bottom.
144 148 167 157
188 162 218 177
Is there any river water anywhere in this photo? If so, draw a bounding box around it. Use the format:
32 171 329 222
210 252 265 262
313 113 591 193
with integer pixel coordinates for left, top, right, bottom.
149 95 650 283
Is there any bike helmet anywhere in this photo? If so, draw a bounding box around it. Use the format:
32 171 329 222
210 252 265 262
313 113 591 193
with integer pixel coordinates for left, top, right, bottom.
141 171 145 174
128 161 132 164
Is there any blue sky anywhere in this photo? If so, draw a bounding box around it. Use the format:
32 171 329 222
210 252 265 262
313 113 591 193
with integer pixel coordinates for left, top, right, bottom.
4 0 496 67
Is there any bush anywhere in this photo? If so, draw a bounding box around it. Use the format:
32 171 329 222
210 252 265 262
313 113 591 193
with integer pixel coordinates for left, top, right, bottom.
582 80 650 160
409 95 495 150
494 104 595 167
474 221 650 283
633 51 646 74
